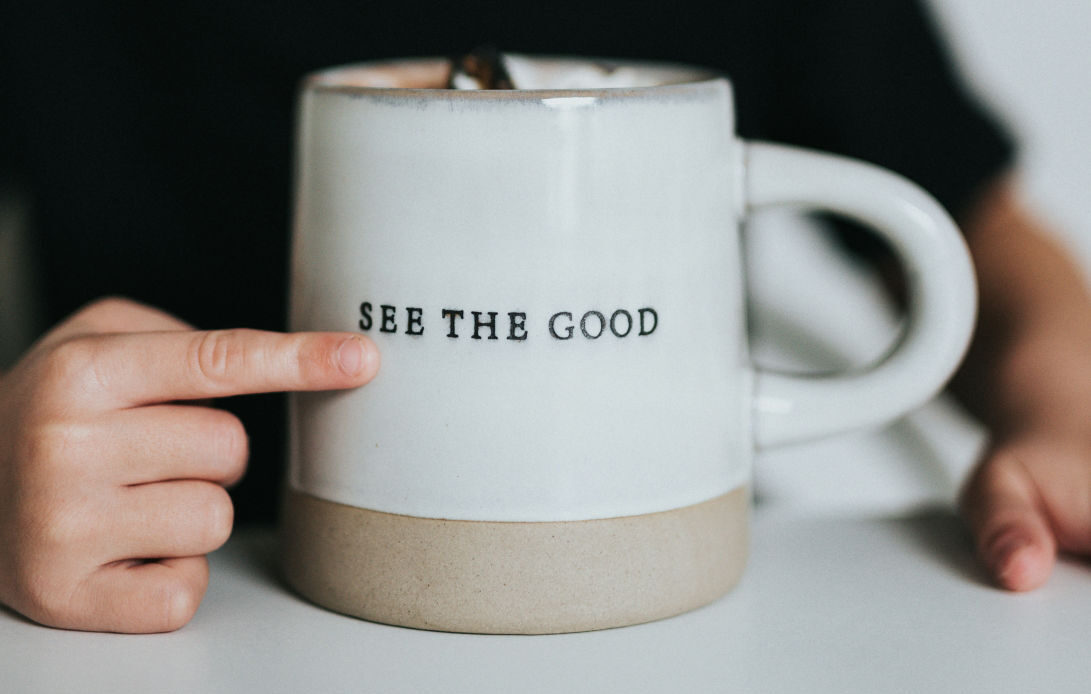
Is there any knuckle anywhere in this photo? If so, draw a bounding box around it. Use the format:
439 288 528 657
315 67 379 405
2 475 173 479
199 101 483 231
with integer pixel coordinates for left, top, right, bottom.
190 330 253 387
38 338 100 395
981 523 1021 552
298 333 341 381
80 296 140 320
35 504 91 552
17 424 73 472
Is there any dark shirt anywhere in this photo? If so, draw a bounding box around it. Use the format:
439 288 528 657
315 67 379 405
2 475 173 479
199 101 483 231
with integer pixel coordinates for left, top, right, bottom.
0 0 1013 522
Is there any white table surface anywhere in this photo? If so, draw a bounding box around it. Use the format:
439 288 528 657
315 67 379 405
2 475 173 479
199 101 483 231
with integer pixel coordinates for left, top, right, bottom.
5 503 1091 694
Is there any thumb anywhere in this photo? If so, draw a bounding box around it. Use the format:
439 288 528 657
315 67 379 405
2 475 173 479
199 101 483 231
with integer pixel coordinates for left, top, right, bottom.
959 446 1057 591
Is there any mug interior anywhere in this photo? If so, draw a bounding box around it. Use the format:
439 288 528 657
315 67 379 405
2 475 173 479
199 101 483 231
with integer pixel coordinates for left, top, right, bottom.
305 56 721 94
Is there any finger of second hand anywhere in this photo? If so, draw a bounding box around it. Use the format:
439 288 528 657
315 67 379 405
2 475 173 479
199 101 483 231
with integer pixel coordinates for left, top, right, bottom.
96 405 250 487
960 448 1057 590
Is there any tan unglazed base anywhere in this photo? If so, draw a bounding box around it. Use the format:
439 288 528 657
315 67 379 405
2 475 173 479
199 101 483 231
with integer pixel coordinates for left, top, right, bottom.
280 487 748 634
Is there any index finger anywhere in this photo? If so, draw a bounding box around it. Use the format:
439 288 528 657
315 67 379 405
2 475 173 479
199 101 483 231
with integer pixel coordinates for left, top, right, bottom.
86 329 379 407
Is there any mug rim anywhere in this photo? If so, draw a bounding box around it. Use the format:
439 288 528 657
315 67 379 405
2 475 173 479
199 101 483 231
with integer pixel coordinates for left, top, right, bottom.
302 55 728 100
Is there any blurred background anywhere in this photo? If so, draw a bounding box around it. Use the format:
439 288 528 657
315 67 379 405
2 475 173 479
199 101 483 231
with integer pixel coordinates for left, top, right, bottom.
743 0 1091 514
931 0 1091 265
1 0 1088 511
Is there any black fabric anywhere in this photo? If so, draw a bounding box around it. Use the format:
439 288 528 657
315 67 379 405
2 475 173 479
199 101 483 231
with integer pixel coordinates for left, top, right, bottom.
0 0 1014 523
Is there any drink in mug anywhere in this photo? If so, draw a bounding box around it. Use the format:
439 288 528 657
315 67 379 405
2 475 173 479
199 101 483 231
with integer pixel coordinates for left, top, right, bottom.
282 56 976 634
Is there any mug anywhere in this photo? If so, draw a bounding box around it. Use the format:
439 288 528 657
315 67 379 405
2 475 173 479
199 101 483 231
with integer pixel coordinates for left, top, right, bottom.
282 57 976 634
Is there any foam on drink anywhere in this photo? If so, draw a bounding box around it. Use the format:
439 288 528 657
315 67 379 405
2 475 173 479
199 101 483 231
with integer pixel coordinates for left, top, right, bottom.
448 48 665 90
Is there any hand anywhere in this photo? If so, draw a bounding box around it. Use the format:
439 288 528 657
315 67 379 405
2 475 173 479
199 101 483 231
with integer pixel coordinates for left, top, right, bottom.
957 315 1091 591
948 179 1091 591
0 297 379 632
960 428 1091 592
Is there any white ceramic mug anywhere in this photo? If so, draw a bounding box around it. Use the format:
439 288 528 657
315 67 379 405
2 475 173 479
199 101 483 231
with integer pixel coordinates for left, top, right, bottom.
282 57 976 634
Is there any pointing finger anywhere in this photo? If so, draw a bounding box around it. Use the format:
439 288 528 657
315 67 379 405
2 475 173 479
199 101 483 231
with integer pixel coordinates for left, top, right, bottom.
66 329 378 408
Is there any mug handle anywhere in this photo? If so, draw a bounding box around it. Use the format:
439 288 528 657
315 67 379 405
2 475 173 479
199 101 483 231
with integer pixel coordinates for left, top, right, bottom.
744 140 977 448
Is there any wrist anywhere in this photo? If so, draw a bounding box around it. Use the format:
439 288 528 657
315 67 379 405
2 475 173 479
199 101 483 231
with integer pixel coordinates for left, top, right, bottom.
967 320 1091 437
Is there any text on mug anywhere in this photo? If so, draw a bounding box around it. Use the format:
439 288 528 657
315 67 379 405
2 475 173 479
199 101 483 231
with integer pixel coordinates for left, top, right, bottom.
358 303 658 341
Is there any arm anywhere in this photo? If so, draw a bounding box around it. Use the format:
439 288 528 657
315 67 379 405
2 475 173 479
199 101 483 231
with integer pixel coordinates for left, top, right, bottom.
954 176 1091 590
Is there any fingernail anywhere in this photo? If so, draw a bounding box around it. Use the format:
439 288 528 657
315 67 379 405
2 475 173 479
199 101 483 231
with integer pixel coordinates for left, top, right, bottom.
991 535 1031 580
337 337 365 375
